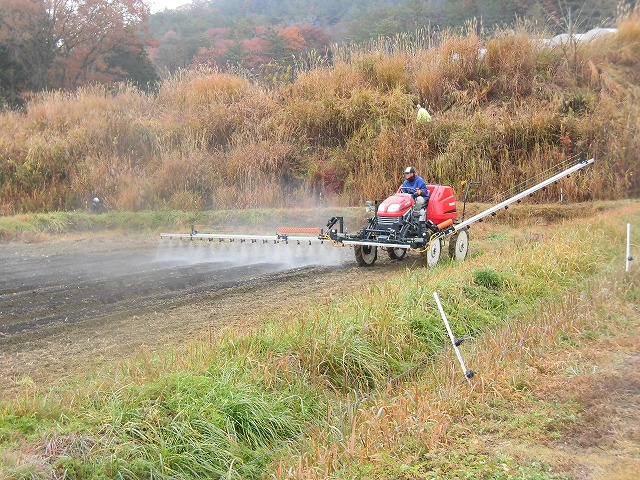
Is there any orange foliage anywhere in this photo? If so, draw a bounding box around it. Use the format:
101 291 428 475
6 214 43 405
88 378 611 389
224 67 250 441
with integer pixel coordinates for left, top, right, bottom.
46 0 151 88
278 26 307 51
242 37 272 68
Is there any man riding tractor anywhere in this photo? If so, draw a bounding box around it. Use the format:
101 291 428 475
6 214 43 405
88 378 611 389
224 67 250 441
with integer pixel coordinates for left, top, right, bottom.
400 166 430 213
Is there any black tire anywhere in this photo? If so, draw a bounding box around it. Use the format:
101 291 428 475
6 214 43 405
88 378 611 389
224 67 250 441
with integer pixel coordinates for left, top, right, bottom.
354 245 378 267
448 228 469 261
386 247 407 260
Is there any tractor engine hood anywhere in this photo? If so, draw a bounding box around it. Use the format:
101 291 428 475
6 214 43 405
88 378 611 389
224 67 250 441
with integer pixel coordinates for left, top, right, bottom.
377 193 414 217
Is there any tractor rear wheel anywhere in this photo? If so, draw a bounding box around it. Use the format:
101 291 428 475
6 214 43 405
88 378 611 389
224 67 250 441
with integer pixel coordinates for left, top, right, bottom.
448 228 469 261
354 245 378 267
386 247 407 260
422 238 442 267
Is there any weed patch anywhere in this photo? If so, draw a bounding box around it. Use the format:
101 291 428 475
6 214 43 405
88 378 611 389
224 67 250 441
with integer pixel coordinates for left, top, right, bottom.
472 267 505 289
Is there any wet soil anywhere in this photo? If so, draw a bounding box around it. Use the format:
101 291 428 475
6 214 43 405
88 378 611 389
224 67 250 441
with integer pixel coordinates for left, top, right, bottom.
0 234 416 396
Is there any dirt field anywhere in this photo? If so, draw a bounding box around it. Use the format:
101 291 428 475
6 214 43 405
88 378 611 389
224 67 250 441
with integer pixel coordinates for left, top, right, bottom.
0 233 415 396
1 203 638 479
0 203 624 396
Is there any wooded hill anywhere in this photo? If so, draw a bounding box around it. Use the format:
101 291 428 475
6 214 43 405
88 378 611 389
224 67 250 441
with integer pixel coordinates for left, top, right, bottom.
148 0 623 77
1 0 626 108
1 10 638 215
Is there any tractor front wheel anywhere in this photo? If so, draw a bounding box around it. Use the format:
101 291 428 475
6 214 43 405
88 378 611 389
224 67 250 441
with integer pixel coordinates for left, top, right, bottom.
355 245 378 267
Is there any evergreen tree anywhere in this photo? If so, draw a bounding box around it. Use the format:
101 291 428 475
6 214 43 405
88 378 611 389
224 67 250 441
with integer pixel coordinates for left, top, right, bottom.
107 47 160 91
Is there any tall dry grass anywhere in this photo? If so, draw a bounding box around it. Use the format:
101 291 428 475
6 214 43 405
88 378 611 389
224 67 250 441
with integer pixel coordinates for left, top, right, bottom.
1 13 639 214
484 32 537 98
413 32 483 109
267 213 637 479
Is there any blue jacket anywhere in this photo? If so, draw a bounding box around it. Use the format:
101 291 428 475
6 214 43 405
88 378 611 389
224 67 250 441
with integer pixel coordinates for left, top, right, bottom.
400 174 429 199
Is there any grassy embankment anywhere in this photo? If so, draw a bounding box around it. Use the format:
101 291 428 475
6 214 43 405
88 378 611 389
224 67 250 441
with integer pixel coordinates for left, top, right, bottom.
261 202 640 479
0 207 364 242
1 13 639 215
0 200 619 242
0 200 637 478
271 232 640 479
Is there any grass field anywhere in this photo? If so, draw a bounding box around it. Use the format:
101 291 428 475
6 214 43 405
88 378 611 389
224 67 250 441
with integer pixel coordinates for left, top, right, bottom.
1 201 638 478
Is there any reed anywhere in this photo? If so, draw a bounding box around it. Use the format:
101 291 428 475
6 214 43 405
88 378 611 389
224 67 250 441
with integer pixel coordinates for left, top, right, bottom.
0 13 638 215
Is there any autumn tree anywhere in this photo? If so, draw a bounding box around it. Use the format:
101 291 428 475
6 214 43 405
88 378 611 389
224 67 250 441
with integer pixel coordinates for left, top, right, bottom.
46 0 153 88
278 26 307 52
298 25 330 51
189 28 230 69
0 0 157 104
0 0 54 106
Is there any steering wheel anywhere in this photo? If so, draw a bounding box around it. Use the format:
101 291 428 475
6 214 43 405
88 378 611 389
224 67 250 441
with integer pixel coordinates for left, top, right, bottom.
398 186 417 194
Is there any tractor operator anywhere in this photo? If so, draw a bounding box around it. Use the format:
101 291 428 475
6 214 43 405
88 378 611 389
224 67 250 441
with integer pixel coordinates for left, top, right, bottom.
400 166 429 210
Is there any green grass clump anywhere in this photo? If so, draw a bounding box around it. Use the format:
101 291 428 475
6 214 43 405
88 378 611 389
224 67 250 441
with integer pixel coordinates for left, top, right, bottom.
94 370 319 477
472 267 505 289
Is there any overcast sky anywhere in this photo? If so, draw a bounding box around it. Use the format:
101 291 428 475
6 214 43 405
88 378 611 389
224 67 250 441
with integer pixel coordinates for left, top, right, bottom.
148 0 192 13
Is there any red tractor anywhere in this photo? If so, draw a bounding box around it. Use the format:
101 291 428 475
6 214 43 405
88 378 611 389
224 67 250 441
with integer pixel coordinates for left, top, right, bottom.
324 184 469 267
323 155 594 267
161 155 594 269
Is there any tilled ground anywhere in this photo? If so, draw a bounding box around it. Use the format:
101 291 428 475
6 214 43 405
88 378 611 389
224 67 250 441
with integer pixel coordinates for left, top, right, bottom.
1 201 615 398
0 234 415 396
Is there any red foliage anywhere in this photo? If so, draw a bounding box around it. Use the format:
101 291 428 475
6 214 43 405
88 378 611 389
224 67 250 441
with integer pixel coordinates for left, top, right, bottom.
242 37 271 68
298 25 331 50
192 42 232 69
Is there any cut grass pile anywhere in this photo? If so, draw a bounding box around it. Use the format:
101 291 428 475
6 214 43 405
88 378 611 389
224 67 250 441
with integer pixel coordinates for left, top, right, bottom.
0 202 638 478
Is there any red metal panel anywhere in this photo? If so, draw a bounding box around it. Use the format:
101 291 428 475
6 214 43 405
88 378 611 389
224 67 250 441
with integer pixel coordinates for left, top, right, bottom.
426 185 457 223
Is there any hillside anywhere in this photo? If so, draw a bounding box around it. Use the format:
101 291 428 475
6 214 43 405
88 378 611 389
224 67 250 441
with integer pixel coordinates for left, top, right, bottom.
0 11 639 215
148 0 622 75
0 0 625 108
